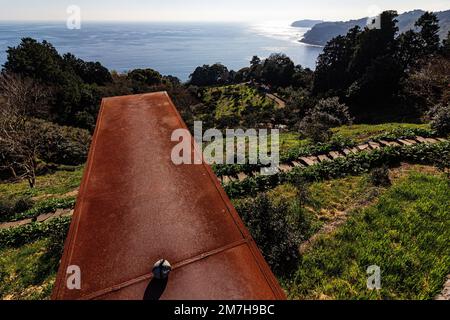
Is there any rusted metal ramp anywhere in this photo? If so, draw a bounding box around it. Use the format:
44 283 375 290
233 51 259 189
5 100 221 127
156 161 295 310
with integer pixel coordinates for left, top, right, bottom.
52 92 285 300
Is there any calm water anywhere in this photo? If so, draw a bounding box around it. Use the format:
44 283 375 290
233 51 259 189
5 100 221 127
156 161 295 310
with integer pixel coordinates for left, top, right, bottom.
0 21 323 81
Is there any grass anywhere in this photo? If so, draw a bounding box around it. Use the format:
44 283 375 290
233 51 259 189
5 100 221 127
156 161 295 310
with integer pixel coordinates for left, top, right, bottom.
332 123 430 143
0 166 84 204
285 171 450 300
0 238 58 300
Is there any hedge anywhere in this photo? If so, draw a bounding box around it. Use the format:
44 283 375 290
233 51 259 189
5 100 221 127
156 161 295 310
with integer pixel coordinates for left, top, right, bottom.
224 141 450 198
212 128 437 178
0 216 72 249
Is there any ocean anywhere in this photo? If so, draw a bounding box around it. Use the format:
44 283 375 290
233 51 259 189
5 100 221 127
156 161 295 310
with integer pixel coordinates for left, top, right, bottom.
0 21 323 81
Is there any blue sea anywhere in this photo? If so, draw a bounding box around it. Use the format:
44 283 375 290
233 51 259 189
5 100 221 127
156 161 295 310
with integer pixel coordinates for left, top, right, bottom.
0 21 323 81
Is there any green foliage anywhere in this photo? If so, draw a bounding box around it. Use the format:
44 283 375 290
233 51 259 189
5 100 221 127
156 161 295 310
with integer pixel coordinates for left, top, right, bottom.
430 103 450 136
127 68 163 86
0 197 34 222
287 172 450 299
334 124 432 143
224 141 450 198
259 53 295 88
0 166 83 205
189 63 231 86
415 11 441 55
298 97 352 142
369 166 391 187
199 84 276 128
313 11 445 123
32 119 91 166
0 237 65 300
0 216 72 249
236 194 300 276
2 197 76 223
63 53 112 85
3 38 109 129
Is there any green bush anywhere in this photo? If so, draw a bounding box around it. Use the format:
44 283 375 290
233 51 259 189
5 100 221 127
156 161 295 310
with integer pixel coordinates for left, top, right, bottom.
236 194 300 276
0 216 72 249
369 166 392 187
430 103 450 136
33 119 91 166
298 97 352 143
0 197 34 222
11 197 76 222
225 141 450 198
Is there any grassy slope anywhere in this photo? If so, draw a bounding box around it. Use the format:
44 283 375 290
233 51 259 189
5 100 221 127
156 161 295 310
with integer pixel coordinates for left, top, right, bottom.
0 239 57 300
0 167 83 300
332 123 430 143
0 166 84 204
286 171 450 300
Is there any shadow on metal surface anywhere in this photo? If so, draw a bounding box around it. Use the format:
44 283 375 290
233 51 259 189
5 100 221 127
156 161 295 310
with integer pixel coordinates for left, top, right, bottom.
143 278 169 300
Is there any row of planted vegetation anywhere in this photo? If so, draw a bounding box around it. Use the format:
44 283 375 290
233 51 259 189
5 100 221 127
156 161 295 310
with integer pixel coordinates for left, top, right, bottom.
0 10 449 299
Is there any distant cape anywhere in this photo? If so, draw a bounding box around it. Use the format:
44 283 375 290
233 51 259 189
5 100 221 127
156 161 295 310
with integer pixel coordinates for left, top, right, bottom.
290 19 323 28
293 9 450 46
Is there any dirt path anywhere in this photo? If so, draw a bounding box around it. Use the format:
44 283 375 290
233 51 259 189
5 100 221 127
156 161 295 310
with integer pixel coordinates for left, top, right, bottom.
266 93 286 109
298 164 439 254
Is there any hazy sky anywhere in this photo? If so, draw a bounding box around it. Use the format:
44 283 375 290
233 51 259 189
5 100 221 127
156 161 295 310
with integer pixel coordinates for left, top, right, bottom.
1 0 449 22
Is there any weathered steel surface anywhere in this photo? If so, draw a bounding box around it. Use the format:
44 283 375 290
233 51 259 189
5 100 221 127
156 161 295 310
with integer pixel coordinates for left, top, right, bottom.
52 92 285 300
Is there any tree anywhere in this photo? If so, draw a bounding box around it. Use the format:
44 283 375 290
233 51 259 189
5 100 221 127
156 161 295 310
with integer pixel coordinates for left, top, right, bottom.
443 31 450 58
63 53 112 85
127 68 163 86
3 38 108 129
397 30 423 70
260 53 295 88
415 12 440 56
237 194 300 276
3 38 63 83
189 63 230 86
0 74 50 187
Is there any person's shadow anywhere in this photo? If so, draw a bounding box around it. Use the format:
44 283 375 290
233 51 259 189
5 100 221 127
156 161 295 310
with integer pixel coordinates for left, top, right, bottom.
143 277 169 300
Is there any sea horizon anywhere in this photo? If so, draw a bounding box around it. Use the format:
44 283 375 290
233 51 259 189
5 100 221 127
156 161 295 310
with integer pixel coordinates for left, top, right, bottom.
0 21 323 81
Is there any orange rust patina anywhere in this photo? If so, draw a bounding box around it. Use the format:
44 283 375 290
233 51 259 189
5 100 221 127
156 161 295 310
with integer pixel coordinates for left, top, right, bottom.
52 92 286 300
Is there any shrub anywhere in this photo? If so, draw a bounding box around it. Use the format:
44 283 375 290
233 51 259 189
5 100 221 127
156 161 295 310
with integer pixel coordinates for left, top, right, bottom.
236 194 300 276
0 217 71 249
430 103 450 136
12 197 76 222
369 166 391 187
31 119 91 166
225 141 450 198
299 97 352 142
0 197 34 222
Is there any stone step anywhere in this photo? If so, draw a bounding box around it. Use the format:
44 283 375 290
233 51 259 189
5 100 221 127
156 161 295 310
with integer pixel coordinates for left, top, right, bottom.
405 139 418 145
278 164 294 173
368 141 381 149
291 161 304 168
299 156 319 166
415 136 427 143
342 149 354 156
329 151 344 159
237 173 248 181
357 144 370 151
397 139 414 146
317 154 331 162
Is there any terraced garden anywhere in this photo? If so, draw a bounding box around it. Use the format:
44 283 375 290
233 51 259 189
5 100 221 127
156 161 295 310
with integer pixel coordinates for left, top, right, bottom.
0 124 449 300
